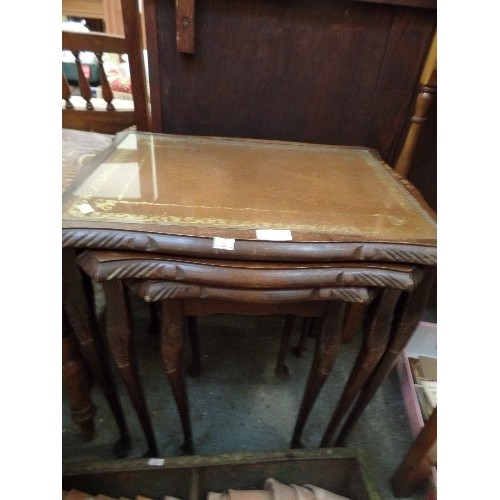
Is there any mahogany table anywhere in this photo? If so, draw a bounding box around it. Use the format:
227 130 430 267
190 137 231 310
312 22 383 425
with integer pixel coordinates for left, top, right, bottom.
62 131 436 453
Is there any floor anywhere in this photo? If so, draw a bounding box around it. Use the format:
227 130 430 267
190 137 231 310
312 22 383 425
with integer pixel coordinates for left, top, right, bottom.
62 284 437 499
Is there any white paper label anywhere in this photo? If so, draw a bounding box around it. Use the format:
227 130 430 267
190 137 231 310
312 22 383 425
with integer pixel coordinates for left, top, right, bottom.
256 229 292 241
147 458 165 466
212 237 235 250
76 203 94 214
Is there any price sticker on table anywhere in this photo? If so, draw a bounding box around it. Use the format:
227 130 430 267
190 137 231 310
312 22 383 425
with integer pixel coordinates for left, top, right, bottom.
76 203 95 215
256 229 292 241
212 237 235 250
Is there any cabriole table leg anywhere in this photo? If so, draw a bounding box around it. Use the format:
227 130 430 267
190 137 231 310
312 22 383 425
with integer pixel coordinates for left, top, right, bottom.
160 299 195 455
335 269 436 446
102 280 159 457
291 301 346 449
320 288 402 447
274 315 297 378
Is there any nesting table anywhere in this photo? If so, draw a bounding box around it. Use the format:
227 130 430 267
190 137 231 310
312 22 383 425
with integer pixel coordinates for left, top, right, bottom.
62 131 436 454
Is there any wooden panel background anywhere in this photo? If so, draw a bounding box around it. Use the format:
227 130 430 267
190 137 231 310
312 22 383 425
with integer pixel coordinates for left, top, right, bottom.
145 0 436 176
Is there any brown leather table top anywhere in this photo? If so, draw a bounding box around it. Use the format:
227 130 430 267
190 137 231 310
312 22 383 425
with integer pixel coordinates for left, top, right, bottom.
63 132 436 247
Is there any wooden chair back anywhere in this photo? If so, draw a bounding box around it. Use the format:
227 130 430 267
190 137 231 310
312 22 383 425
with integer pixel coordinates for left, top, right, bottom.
62 0 150 133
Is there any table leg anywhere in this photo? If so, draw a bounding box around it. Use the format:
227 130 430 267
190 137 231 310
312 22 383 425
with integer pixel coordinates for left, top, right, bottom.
341 303 367 344
151 306 202 379
320 288 402 447
62 310 96 441
160 299 194 454
391 407 437 497
293 317 314 358
275 315 296 378
102 280 159 457
148 303 160 336
335 269 436 446
186 316 202 377
62 248 131 457
291 301 346 448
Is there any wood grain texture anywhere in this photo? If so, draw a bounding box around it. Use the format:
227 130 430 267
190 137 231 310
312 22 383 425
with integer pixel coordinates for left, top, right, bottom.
62 109 136 134
147 0 435 163
144 0 162 132
127 279 373 304
63 228 437 265
351 0 436 7
77 250 418 290
62 31 127 54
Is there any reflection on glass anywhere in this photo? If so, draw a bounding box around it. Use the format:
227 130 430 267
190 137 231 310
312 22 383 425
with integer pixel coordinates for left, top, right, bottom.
62 132 436 243
73 162 141 199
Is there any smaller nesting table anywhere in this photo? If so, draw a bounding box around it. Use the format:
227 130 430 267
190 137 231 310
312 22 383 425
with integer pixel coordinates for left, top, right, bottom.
77 250 425 454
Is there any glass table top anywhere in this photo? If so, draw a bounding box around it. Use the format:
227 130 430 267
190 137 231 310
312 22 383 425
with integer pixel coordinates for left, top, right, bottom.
62 132 436 245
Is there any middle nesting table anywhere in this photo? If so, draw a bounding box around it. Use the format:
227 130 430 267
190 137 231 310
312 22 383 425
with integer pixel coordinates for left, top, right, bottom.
77 250 423 455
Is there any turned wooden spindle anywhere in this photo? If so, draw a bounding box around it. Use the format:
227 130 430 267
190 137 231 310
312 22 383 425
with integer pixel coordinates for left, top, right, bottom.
96 52 116 111
394 74 437 178
394 32 436 179
72 50 94 111
62 74 74 109
62 316 96 441
63 248 131 457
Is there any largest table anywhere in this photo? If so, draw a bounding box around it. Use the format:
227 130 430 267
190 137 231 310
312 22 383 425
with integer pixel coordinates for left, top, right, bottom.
62 131 437 453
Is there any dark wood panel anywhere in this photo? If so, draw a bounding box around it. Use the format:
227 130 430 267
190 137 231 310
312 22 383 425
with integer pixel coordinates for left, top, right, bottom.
148 0 435 163
351 0 436 9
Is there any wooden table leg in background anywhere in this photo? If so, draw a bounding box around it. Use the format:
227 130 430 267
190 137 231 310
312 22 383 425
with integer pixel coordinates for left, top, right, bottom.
293 317 314 358
391 407 437 497
62 309 96 441
275 315 297 378
62 248 131 457
334 269 436 446
341 303 367 344
291 301 346 449
160 299 195 455
186 316 202 377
